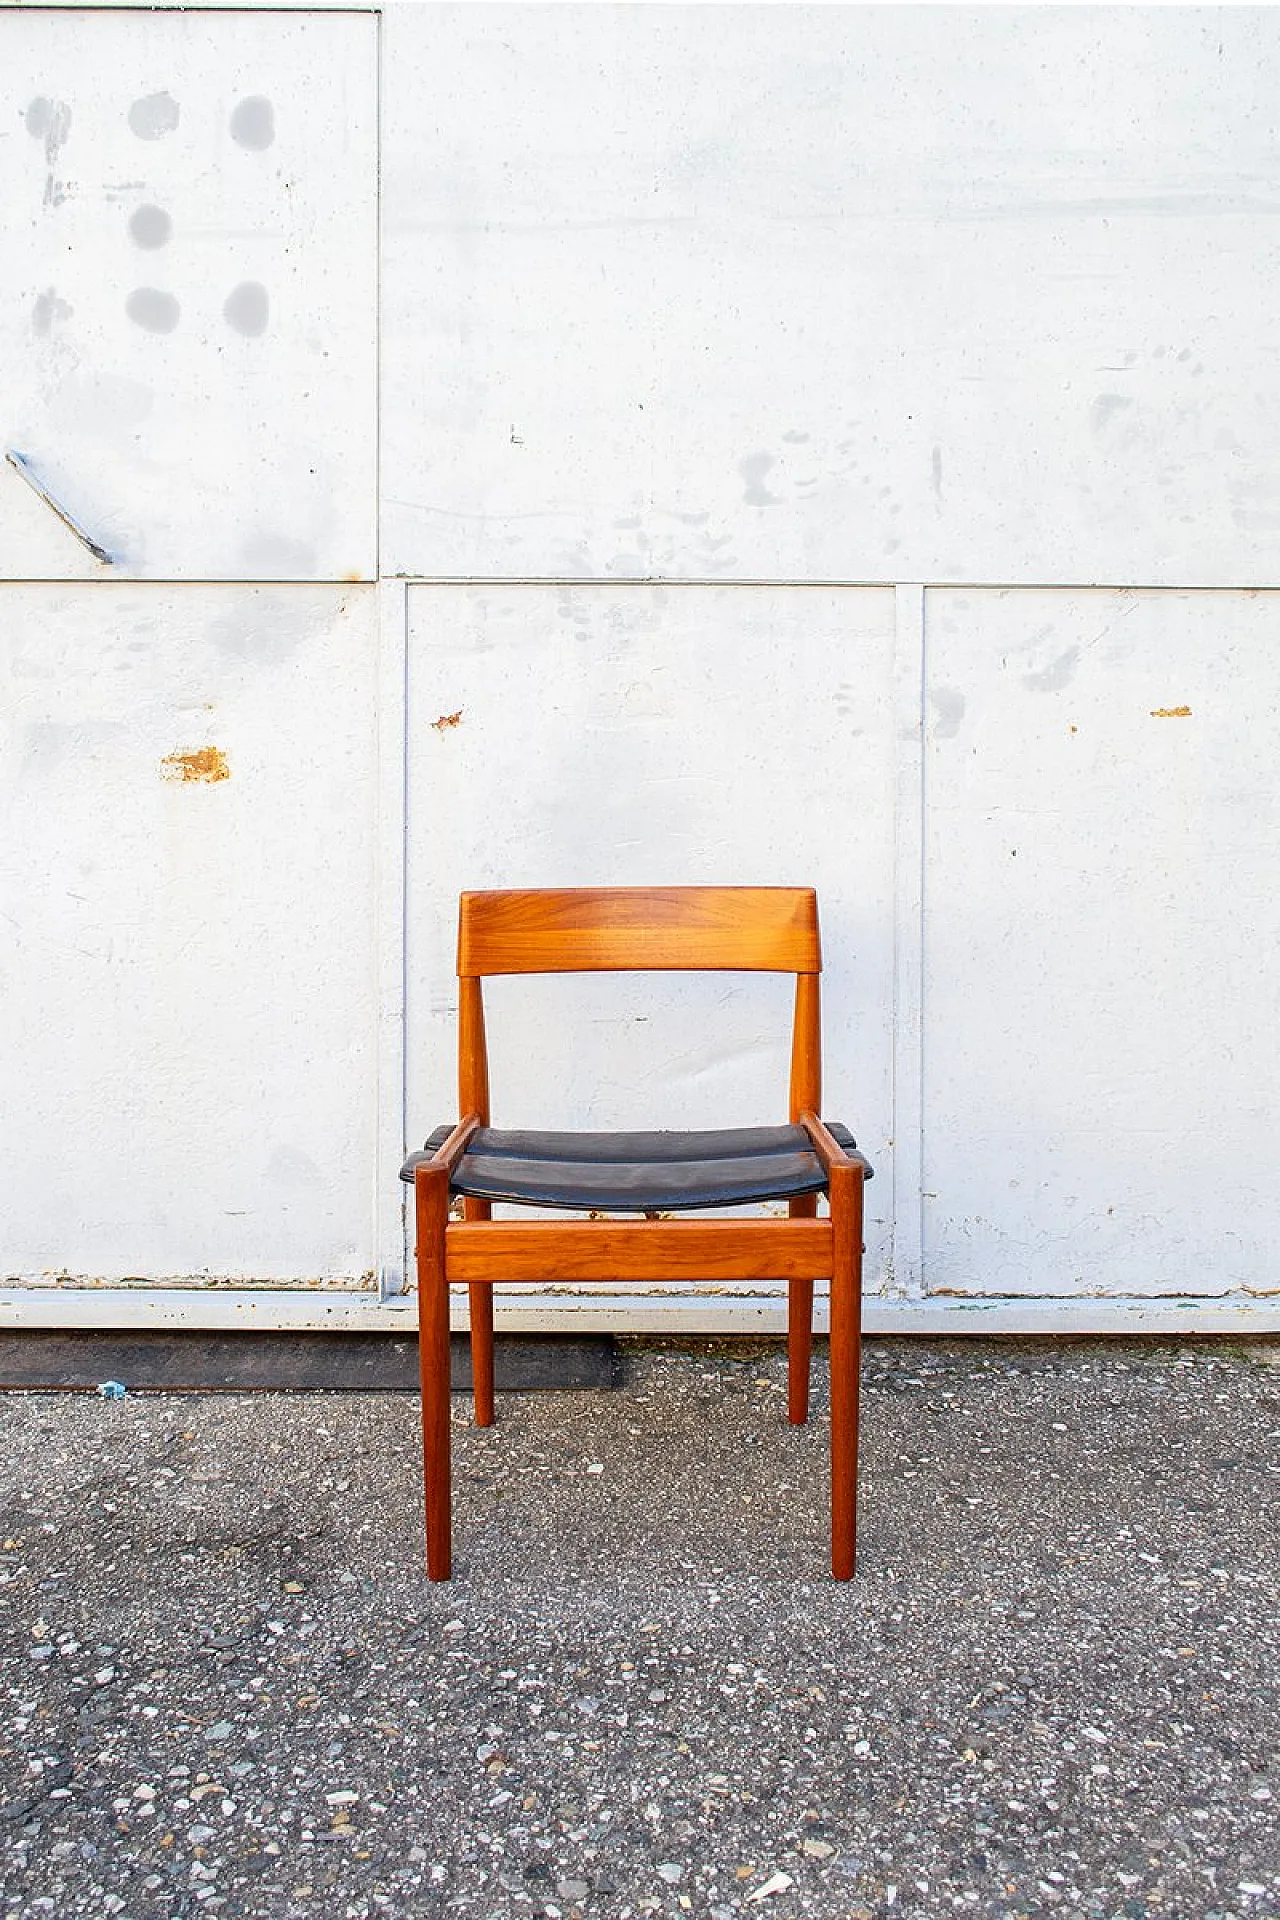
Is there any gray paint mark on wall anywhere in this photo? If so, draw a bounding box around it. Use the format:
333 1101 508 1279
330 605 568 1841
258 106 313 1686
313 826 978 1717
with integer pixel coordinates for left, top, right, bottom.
241 533 318 577
223 281 270 337
932 445 943 500
739 452 780 507
929 686 966 740
32 289 73 337
208 598 305 664
1023 646 1080 694
126 288 181 335
267 1145 326 1190
45 372 153 440
26 97 72 164
1090 393 1135 433
129 205 173 250
128 93 180 140
230 96 276 150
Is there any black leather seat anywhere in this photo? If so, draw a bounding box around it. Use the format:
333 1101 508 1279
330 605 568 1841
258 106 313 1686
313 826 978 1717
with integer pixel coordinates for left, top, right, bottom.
400 1121 867 1212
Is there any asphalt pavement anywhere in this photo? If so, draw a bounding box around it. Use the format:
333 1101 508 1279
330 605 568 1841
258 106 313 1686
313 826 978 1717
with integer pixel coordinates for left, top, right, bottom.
1 1336 1277 1920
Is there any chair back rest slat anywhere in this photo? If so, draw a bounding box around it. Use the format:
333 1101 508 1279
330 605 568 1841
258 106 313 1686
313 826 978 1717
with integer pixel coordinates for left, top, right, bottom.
458 887 821 977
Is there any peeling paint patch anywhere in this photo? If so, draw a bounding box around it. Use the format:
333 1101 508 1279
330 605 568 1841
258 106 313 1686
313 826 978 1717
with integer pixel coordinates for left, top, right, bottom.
1150 705 1192 718
432 710 463 731
161 746 230 784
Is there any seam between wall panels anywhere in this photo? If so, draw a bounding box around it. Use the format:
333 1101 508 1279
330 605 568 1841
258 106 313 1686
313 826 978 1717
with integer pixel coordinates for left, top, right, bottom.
374 0 384 586
374 576 408 1298
385 579 1280 594
892 586 926 1301
1 578 1273 591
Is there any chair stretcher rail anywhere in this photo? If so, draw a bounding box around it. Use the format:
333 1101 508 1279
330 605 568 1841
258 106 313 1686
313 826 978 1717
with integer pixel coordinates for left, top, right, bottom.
443 1218 834 1285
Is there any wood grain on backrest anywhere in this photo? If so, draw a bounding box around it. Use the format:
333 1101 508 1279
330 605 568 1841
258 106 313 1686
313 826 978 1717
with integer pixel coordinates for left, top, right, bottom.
458 887 822 976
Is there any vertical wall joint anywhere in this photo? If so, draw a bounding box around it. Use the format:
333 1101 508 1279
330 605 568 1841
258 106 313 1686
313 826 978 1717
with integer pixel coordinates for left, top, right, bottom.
892 585 926 1299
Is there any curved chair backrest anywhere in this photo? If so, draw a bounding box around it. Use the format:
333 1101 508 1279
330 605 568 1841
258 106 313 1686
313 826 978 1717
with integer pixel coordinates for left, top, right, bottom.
454 887 824 1124
457 886 822 978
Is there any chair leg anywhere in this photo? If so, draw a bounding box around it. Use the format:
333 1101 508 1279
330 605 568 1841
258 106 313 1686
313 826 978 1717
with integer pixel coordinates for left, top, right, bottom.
464 1197 495 1426
468 1283 495 1426
828 1163 864 1579
787 1196 817 1424
415 1164 452 1581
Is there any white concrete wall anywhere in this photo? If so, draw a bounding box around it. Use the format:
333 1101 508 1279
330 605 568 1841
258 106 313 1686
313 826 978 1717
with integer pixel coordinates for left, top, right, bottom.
2 8 378 582
0 586 381 1287
403 582 898 1318
381 5 1280 588
2 4 1277 1333
921 588 1280 1304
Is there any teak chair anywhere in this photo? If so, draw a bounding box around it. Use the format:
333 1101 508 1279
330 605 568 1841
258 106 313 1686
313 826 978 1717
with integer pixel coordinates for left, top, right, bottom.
400 886 872 1580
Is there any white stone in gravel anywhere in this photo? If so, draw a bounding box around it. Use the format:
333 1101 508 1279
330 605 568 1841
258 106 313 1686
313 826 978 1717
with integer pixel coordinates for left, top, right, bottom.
657 1863 684 1883
747 1873 794 1902
326 1790 359 1806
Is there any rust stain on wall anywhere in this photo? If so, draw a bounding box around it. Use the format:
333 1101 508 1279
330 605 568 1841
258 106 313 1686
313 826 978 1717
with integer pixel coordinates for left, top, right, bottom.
432 709 463 731
161 746 230 783
1150 705 1192 718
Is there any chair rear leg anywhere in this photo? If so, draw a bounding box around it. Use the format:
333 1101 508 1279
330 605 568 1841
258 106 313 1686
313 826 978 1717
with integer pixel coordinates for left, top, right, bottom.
828 1164 864 1579
415 1165 453 1580
464 1197 496 1425
468 1283 495 1426
787 1195 818 1423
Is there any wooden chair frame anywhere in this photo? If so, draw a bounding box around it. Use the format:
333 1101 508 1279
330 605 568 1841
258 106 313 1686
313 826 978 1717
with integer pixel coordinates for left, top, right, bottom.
412 886 867 1579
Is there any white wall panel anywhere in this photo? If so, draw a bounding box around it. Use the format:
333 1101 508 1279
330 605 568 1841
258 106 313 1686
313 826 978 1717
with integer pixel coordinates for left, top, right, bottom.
0 585 379 1282
1 9 377 580
404 583 896 1297
382 6 1280 588
922 588 1280 1300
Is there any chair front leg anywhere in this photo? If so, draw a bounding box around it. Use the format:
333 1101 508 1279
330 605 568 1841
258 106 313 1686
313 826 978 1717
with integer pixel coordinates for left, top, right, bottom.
828 1162 864 1579
787 1194 818 1424
415 1163 453 1580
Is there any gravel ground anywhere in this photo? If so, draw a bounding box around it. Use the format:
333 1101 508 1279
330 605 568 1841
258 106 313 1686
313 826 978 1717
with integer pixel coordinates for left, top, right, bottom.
1 1337 1277 1920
